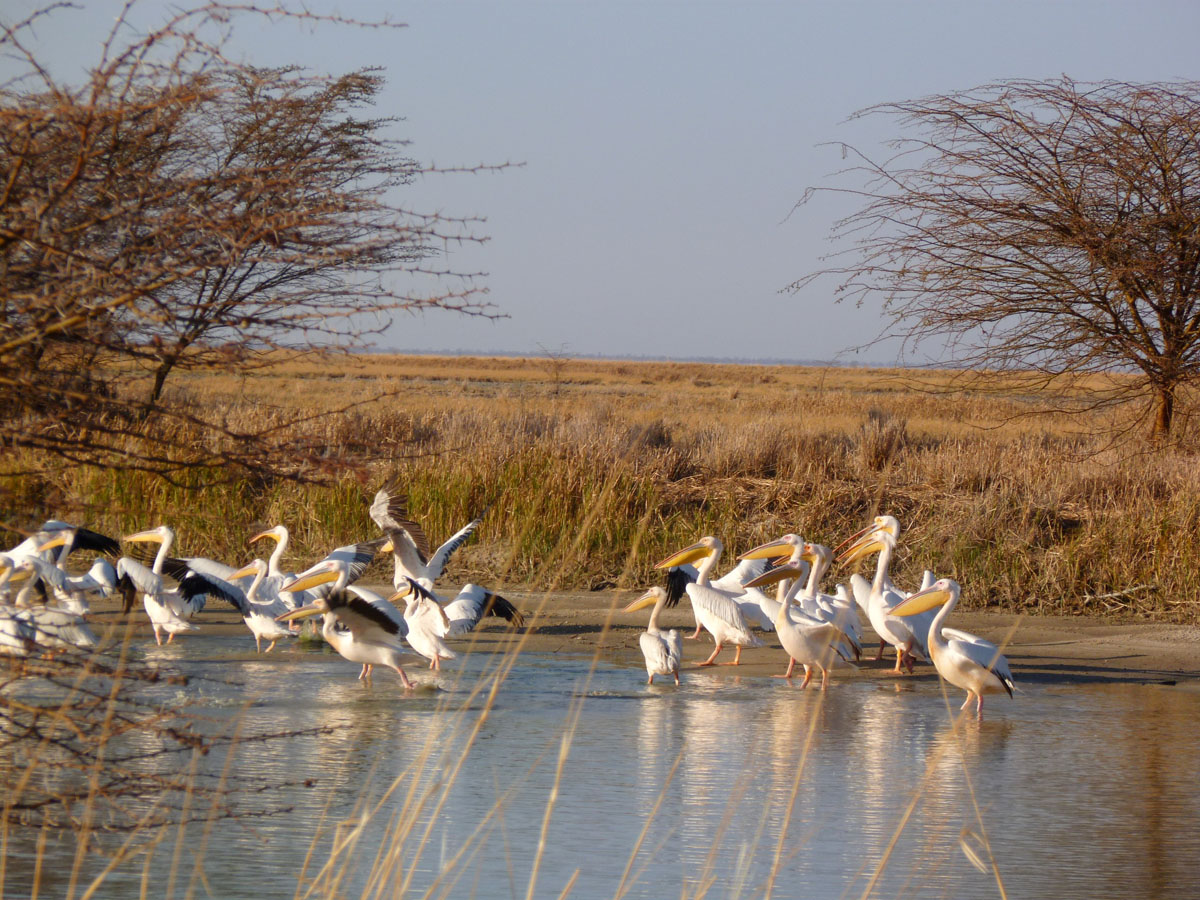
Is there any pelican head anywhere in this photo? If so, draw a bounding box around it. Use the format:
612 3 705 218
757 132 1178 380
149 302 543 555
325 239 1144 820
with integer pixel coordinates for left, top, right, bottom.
742 563 806 590
123 525 173 546
623 586 666 612
229 559 267 581
249 525 287 546
891 578 958 617
276 596 332 622
37 532 72 553
280 563 340 594
738 534 802 562
654 536 722 569
837 528 895 566
834 515 902 554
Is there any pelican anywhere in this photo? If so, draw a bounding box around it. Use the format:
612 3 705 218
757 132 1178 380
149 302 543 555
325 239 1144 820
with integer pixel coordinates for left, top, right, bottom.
624 586 682 685
891 578 1015 716
225 559 299 652
279 560 413 686
389 578 524 635
0 558 71 654
666 551 774 636
655 537 762 666
0 559 99 652
4 521 119 569
744 562 855 688
249 525 295 578
838 528 932 673
33 530 119 614
120 526 242 644
369 483 487 588
389 578 457 670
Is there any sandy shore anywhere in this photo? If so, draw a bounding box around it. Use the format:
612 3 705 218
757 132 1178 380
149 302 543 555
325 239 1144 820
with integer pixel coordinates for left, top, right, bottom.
94 587 1200 686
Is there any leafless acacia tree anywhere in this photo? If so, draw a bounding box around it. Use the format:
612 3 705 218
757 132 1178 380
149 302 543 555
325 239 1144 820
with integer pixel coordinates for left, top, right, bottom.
792 77 1200 439
1 3 499 479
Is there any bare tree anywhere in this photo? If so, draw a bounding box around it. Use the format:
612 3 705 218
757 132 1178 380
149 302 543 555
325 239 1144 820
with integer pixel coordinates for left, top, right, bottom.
791 77 1200 439
0 3 499 478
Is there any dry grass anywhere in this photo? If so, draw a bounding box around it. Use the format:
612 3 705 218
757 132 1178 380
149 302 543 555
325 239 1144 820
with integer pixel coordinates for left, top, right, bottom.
4 353 1200 620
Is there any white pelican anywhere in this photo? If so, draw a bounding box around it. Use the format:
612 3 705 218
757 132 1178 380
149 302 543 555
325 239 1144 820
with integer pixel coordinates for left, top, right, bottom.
225 559 299 652
838 528 932 673
279 562 414 687
120 526 242 644
744 562 855 688
891 578 1015 716
655 537 762 666
33 530 119 614
248 525 295 578
623 586 682 685
666 552 774 636
0 559 99 652
5 521 119 569
389 578 524 635
369 483 487 588
389 578 457 671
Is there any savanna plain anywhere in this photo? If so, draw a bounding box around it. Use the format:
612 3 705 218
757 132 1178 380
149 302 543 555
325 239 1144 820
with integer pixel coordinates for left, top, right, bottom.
5 353 1200 900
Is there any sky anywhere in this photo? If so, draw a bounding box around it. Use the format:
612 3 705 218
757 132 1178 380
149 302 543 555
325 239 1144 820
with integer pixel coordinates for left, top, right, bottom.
9 1 1200 364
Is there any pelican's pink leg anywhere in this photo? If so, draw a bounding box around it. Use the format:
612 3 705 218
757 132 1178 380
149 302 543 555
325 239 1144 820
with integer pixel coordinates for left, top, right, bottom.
721 645 744 666
698 642 723 666
875 639 886 661
799 665 813 689
773 657 797 679
394 665 413 688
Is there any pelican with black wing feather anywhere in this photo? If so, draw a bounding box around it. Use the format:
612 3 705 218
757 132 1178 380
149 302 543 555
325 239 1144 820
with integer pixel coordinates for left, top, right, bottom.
369 483 487 589
278 555 413 686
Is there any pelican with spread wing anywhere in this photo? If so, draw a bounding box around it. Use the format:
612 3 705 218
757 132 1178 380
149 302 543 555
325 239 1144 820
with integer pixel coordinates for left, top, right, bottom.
369 483 486 589
278 555 413 686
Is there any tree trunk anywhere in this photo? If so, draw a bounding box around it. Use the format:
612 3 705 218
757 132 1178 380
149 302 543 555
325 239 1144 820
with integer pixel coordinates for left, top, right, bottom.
147 357 175 409
1152 383 1175 439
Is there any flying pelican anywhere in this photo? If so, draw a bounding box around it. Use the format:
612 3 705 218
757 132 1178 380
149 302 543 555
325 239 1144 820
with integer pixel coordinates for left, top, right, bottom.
744 562 855 688
389 578 457 670
225 559 300 652
0 558 99 652
891 578 1015 716
369 483 487 588
279 559 414 685
655 537 762 666
838 528 932 673
119 526 242 644
623 586 682 685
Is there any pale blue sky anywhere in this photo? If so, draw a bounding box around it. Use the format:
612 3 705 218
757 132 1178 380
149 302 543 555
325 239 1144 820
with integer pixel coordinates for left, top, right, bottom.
9 1 1200 363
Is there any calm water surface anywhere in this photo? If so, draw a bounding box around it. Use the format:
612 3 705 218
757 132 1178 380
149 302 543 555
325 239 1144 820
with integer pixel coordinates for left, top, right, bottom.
8 633 1200 899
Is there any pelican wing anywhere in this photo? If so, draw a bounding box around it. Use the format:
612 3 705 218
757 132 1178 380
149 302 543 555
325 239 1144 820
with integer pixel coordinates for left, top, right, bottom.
711 557 769 593
329 588 404 638
663 565 695 609
639 630 679 675
176 570 245 615
369 484 432 559
443 583 524 634
116 557 162 596
944 628 1015 694
687 583 760 645
427 508 488 580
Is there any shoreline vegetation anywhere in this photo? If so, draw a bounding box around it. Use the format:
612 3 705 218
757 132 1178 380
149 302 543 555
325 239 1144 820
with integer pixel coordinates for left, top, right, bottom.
5 353 1200 623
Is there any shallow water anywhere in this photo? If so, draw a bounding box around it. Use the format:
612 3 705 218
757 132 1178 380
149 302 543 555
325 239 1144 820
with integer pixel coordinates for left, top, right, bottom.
7 634 1200 899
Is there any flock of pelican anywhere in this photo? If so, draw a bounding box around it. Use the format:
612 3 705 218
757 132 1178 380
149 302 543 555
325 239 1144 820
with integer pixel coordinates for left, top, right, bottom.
625 516 1015 716
1 495 1013 716
0 485 523 687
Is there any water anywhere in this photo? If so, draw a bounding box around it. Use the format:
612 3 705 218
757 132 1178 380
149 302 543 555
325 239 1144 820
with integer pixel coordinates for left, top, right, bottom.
6 634 1200 899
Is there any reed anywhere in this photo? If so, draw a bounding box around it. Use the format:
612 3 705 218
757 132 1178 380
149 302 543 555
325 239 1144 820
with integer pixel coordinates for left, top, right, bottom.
4 354 1199 620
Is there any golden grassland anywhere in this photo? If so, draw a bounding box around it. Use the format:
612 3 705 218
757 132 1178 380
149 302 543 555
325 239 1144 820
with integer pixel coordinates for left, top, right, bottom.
5 352 1200 620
